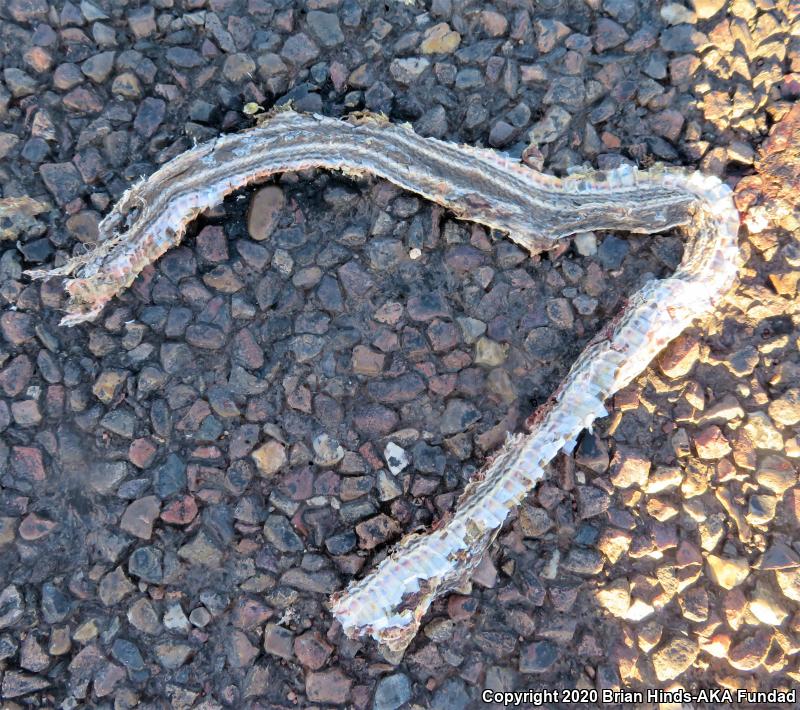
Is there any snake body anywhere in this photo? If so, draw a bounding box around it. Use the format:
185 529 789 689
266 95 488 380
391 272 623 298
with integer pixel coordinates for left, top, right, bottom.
28 111 740 654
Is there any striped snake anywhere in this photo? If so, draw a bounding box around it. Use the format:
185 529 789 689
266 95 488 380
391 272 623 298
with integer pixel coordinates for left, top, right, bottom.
28 111 741 655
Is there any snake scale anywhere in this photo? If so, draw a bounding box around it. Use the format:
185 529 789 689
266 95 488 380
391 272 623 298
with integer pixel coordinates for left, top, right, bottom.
28 111 741 655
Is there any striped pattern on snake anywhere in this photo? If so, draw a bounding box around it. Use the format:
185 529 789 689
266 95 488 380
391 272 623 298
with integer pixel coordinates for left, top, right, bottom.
27 111 741 655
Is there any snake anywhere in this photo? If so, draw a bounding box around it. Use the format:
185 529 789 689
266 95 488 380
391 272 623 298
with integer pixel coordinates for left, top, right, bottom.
27 110 741 655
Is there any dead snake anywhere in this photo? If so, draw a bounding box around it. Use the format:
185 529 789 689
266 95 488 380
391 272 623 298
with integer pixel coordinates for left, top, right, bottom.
27 111 741 654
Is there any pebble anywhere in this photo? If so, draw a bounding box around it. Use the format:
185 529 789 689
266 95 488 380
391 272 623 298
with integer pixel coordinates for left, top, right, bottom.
440 399 481 435
128 545 164 583
307 11 344 47
609 446 650 489
294 630 332 670
727 628 772 671
374 673 412 710
281 33 320 66
706 554 750 589
658 334 700 378
692 0 726 19
421 22 460 54
98 566 134 606
474 337 507 366
0 585 24 628
252 440 287 476
768 387 800 427
756 455 797 495
306 669 352 704
154 642 193 669
519 640 559 673
312 433 344 467
263 623 294 659
120 496 160 539
749 582 788 626
652 636 698 681
744 411 783 450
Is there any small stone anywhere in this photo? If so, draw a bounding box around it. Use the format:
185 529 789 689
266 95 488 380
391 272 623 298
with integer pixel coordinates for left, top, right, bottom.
356 514 400 549
652 636 698 681
127 598 161 634
706 554 749 589
518 506 552 537
756 455 797 495
20 634 49 672
281 33 320 66
19 513 55 540
154 642 193 669
306 10 344 47
197 225 228 263
351 345 384 375
0 585 24 628
609 446 650 489
153 454 186 498
111 71 142 99
134 97 165 138
81 51 115 83
390 57 430 85
727 628 772 671
377 470 402 501
561 548 603 575
93 370 126 404
575 486 610 518
128 545 164 583
775 563 800 601
373 673 412 710
111 639 145 671
263 515 304 553
421 23 461 54
474 337 508 366
223 53 256 82
128 438 157 469
312 433 344 467
128 5 156 39
679 586 708 622
306 669 352 704
595 579 631 618
749 582 788 626
0 518 15 545
691 0 726 19
72 619 100 642
294 631 332 670
693 425 731 460
658 334 699 378
440 399 481 435
573 232 597 256
384 442 409 474
98 566 134 606
747 493 778 525
743 411 784 450
94 664 126 696
758 541 800 570
189 607 211 627
39 162 83 206
2 672 50 699
768 387 800 427
574 431 609 473
263 623 294 659
252 439 287 476
120 496 160 539
227 629 259 668
166 47 204 68
248 186 284 240
178 531 223 567
519 640 559 673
